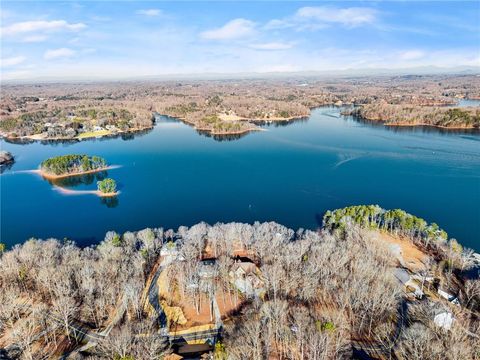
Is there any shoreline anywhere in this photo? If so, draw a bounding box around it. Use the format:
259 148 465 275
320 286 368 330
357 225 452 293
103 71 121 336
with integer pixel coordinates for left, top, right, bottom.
0 125 153 143
352 110 479 131
34 165 119 180
352 115 479 130
2 103 477 145
384 122 478 130
0 104 328 142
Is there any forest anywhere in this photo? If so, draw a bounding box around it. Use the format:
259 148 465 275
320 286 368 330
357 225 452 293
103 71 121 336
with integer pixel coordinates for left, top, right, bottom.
1 74 479 140
0 206 478 359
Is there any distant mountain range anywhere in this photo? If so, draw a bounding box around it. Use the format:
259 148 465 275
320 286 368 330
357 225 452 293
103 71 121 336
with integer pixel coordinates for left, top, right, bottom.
3 66 479 84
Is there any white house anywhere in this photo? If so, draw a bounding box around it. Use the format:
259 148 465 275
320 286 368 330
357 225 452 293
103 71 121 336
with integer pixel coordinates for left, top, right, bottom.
438 288 460 305
434 311 454 330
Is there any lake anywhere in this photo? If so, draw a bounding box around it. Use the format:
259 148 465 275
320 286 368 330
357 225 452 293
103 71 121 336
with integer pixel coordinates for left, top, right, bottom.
1 106 479 250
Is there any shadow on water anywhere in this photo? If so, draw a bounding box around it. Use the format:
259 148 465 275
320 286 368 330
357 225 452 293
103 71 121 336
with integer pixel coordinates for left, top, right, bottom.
100 195 119 208
195 129 249 142
48 171 109 187
45 171 120 208
0 162 14 174
252 116 309 127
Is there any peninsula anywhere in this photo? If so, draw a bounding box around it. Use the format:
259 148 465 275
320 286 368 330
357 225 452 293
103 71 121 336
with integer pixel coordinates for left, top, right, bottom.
348 102 480 129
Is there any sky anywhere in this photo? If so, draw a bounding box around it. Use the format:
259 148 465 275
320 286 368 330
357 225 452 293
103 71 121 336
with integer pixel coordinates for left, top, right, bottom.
1 1 479 80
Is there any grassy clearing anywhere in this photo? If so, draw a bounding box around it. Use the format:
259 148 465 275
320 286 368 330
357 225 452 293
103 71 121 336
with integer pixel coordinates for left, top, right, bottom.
77 130 112 139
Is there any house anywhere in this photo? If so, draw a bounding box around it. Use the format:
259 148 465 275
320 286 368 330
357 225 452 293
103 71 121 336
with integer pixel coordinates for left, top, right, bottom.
160 242 184 264
230 262 257 278
198 260 217 279
434 311 454 330
229 261 264 297
438 289 460 305
160 242 178 256
394 268 424 299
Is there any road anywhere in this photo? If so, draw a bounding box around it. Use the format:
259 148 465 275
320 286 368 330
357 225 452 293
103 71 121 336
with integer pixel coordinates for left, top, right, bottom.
352 298 408 359
146 261 168 328
145 259 222 344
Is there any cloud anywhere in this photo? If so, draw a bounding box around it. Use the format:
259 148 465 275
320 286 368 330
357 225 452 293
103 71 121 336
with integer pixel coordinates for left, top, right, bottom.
22 34 48 43
1 20 86 36
249 42 293 51
399 50 426 60
1 56 26 67
200 18 256 40
44 48 76 60
136 9 162 16
296 6 378 27
267 6 378 31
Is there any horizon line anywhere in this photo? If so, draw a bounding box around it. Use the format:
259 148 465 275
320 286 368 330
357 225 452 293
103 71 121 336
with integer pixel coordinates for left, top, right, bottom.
2 65 479 85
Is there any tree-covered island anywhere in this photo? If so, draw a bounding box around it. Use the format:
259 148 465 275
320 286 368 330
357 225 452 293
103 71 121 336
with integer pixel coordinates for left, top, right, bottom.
40 154 109 178
97 178 118 196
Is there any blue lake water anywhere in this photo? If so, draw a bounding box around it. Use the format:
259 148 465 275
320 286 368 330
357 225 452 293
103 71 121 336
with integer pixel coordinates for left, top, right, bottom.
1 106 479 250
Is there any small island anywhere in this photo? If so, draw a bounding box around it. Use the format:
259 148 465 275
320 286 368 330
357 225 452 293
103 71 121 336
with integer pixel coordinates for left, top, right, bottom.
39 154 110 179
96 178 118 197
0 150 14 167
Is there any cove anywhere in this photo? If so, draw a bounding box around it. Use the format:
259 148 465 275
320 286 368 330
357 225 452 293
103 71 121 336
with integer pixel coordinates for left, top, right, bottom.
1 106 479 250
